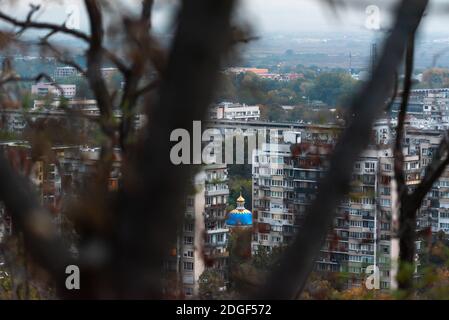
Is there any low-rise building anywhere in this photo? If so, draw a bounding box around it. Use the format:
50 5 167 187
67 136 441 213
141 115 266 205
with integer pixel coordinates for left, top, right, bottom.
54 66 78 78
32 83 77 99
211 102 260 121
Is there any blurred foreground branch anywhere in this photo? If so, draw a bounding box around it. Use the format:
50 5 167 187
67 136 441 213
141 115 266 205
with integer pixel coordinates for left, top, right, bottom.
257 0 429 300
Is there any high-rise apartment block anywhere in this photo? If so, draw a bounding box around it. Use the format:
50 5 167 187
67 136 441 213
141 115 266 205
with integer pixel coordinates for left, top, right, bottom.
251 121 449 290
165 164 230 299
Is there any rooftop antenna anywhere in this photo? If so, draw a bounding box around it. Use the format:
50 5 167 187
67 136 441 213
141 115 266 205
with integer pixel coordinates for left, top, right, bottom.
349 52 352 74
370 43 378 74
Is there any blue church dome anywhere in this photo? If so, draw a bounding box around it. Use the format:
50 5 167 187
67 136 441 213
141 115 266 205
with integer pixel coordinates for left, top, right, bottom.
226 194 252 226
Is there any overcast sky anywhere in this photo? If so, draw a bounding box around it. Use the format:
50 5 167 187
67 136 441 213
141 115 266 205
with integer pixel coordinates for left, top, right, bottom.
1 0 449 37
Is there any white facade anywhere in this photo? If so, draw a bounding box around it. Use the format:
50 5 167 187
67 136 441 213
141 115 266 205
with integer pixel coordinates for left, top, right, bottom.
32 83 76 99
54 66 77 78
212 102 260 121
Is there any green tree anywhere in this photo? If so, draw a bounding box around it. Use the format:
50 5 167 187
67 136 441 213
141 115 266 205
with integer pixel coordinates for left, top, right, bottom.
308 72 358 107
199 269 227 300
227 177 252 210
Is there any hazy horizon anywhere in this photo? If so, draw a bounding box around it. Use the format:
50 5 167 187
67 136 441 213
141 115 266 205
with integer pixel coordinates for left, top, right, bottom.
3 0 449 68
1 0 449 37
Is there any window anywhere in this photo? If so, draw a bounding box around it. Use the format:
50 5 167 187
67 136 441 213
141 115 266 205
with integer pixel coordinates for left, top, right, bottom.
440 181 449 188
184 236 193 245
350 220 363 228
183 275 194 285
362 256 374 263
363 221 374 228
440 212 449 219
184 250 194 258
348 266 361 273
184 223 194 232
362 198 375 205
349 209 362 216
184 287 193 296
381 187 390 196
380 199 391 207
440 223 449 230
365 162 375 172
349 255 362 262
183 262 194 271
271 191 283 198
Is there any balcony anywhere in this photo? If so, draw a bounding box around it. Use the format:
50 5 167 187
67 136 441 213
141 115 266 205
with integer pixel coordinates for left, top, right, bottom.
321 247 348 254
206 228 229 234
205 215 227 222
206 203 227 209
205 241 228 248
206 188 229 196
206 251 230 259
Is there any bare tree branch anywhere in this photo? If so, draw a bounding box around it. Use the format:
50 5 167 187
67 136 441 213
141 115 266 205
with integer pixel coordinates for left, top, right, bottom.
397 131 449 292
114 0 237 298
385 71 399 112
38 40 86 75
257 0 429 300
117 1 163 150
0 72 54 87
134 79 159 99
393 33 417 292
0 153 74 292
0 0 236 300
0 5 128 78
101 48 129 75
0 9 90 42
141 0 154 28
84 0 114 137
394 35 415 199
410 134 449 207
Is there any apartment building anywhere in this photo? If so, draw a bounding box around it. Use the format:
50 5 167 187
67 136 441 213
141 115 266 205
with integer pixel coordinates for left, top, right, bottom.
177 171 207 299
203 164 230 279
164 164 230 299
251 127 384 288
54 66 116 80
251 120 449 290
0 144 123 241
0 103 143 138
391 89 449 130
252 126 337 255
211 102 261 121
